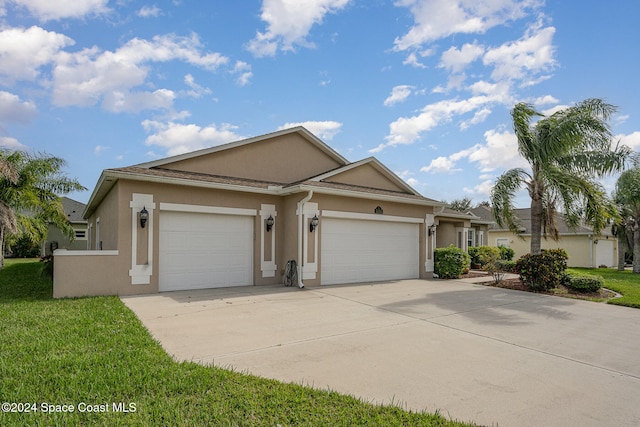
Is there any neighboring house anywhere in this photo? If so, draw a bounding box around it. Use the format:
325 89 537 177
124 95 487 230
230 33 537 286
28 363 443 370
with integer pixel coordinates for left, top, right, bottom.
434 207 492 251
469 206 617 268
43 197 88 256
54 127 443 298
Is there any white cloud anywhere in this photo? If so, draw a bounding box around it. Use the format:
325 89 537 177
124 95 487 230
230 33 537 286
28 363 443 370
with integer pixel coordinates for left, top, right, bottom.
374 95 499 152
232 61 253 86
384 85 414 107
402 52 427 68
393 0 540 51
483 24 556 83
3 0 110 21
420 156 462 174
439 42 484 73
0 91 37 123
463 179 493 197
183 74 212 98
138 5 162 18
0 26 73 82
278 120 342 140
94 145 109 155
0 136 27 150
532 95 559 106
617 131 640 151
246 0 350 57
52 33 229 112
142 120 243 156
420 128 528 176
460 107 491 130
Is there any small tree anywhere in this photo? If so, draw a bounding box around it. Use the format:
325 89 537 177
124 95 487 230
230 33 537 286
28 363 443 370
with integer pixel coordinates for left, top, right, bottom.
0 150 85 269
614 167 640 273
447 197 472 212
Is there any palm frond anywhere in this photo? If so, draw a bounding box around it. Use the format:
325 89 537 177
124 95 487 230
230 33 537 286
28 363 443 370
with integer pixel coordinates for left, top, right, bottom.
491 168 531 233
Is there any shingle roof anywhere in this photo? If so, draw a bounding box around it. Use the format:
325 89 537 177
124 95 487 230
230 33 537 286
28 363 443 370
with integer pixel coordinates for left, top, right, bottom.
61 197 87 223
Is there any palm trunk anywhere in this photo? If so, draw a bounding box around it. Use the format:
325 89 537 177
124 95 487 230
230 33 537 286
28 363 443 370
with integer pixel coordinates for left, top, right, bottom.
617 233 626 271
0 225 4 272
634 223 640 274
530 195 543 255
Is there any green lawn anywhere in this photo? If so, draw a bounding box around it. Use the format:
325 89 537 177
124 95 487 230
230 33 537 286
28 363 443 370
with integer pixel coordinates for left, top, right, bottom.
0 259 476 427
568 267 640 309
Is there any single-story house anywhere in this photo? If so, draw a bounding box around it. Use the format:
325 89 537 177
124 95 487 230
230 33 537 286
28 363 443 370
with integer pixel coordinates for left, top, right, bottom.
469 206 617 268
434 207 492 251
43 197 88 256
53 127 443 298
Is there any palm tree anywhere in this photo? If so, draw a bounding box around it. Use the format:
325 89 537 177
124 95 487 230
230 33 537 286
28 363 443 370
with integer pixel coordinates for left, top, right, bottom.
614 167 640 273
0 150 86 269
491 99 630 255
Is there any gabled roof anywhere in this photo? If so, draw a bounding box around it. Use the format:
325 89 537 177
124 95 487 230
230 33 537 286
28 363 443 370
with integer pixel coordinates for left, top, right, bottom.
470 207 612 236
84 127 440 217
61 197 86 224
135 126 349 169
308 157 422 196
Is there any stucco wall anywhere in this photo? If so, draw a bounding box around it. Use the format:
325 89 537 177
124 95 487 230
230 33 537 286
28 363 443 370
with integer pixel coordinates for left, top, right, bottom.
487 231 616 268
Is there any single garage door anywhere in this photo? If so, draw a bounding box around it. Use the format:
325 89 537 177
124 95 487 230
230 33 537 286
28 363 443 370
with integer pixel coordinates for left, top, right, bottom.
321 217 419 285
159 211 253 291
596 239 615 268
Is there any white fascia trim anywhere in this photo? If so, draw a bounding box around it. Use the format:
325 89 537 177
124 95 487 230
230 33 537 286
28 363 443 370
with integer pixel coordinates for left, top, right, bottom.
322 210 424 224
54 249 119 256
160 202 257 216
294 185 441 207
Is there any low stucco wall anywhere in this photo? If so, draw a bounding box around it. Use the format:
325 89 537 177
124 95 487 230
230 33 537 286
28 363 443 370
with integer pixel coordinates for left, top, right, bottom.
53 249 152 298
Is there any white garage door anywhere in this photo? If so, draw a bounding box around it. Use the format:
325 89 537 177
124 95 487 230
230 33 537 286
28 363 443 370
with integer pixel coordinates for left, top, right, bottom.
159 211 253 291
321 218 419 285
596 239 615 268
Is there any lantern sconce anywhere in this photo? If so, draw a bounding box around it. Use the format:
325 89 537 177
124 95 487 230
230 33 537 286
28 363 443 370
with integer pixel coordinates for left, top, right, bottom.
266 215 274 232
309 214 319 232
140 206 149 228
428 223 436 236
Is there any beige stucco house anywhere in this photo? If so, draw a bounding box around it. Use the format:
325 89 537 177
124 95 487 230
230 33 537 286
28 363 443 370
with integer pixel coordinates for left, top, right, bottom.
470 206 617 268
53 127 443 298
434 207 492 251
43 197 88 256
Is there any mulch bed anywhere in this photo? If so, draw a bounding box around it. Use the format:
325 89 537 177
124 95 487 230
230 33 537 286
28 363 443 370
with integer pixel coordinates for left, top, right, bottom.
460 272 618 302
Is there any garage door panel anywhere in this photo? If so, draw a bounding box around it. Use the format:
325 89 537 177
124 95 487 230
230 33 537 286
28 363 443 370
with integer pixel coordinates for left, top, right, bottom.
321 218 419 285
159 211 253 291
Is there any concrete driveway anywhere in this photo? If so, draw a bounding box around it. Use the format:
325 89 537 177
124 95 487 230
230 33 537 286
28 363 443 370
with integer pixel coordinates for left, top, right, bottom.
122 279 640 427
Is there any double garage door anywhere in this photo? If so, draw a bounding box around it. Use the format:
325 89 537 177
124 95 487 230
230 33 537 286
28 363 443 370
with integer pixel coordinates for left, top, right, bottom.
321 217 419 285
159 211 253 292
158 211 420 291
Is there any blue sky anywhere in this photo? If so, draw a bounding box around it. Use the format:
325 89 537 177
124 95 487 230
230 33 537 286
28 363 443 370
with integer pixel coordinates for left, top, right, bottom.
1 0 639 206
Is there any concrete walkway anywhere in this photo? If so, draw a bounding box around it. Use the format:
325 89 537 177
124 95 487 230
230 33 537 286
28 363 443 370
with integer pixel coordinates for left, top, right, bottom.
122 279 640 427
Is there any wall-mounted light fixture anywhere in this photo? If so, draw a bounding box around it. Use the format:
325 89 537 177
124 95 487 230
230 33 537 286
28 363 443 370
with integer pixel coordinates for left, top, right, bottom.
140 206 149 228
374 206 383 214
266 215 274 232
428 223 436 236
310 214 319 232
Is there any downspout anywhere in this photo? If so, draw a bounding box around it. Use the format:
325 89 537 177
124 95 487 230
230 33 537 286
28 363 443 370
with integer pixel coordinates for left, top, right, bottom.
589 234 594 268
297 190 313 288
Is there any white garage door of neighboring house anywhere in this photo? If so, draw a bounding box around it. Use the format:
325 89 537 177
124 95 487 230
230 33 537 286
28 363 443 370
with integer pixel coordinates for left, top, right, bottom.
596 239 615 268
159 211 253 292
321 217 419 285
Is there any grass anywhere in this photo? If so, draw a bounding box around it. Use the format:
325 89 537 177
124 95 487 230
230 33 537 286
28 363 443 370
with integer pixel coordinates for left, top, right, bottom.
568 267 640 309
0 259 476 427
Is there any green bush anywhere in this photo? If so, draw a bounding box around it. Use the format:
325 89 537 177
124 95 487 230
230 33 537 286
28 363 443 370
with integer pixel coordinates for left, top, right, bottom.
564 273 603 293
468 246 480 265
499 246 515 261
515 249 568 291
435 245 471 279
468 245 501 267
497 259 516 273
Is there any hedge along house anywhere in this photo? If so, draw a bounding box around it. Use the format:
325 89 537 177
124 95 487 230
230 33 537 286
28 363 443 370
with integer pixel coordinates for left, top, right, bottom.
53 127 442 298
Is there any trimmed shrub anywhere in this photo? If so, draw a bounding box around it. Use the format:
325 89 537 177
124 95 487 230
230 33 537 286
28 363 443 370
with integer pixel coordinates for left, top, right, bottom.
499 246 515 261
435 245 471 279
497 259 517 273
468 245 501 267
565 273 603 293
468 246 481 266
515 249 568 291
